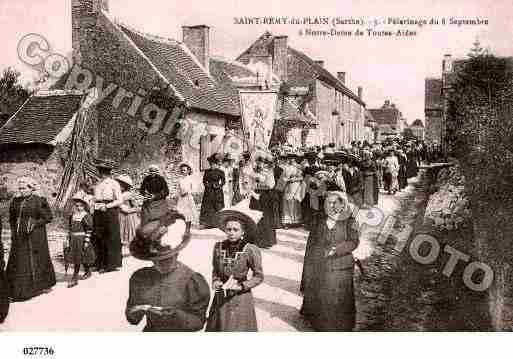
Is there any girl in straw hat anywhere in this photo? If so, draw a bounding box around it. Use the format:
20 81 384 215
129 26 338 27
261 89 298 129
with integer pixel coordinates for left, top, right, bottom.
206 203 264 331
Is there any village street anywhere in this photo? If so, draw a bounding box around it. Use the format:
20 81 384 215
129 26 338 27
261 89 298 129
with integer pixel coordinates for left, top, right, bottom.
1 176 432 332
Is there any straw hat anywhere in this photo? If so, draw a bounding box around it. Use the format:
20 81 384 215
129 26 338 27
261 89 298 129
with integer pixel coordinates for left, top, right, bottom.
71 191 90 212
115 174 134 188
215 201 263 240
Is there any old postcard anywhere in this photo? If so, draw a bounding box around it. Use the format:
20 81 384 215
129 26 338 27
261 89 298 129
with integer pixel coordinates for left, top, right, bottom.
0 0 512 357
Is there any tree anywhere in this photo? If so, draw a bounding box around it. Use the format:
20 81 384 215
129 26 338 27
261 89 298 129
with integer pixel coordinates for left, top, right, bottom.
0 67 31 127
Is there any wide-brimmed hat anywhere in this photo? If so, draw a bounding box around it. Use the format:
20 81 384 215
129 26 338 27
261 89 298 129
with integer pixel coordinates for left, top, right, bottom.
207 153 223 164
71 191 90 211
115 174 133 188
129 219 191 261
215 201 263 240
95 158 118 170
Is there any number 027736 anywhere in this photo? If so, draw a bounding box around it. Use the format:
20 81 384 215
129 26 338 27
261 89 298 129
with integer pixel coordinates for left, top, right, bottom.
22 347 55 356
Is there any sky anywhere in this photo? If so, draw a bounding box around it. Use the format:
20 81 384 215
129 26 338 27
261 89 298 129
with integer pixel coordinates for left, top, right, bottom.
0 0 512 125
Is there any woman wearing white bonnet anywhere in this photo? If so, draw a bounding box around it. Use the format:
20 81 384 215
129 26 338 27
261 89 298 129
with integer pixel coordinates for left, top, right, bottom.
7 176 56 301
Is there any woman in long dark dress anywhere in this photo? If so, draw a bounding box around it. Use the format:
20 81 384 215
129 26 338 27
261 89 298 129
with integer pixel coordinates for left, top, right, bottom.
300 191 360 331
7 177 56 301
406 147 419 179
206 204 264 332
360 151 379 207
347 158 364 208
200 154 225 228
249 156 277 248
0 216 9 323
397 150 408 190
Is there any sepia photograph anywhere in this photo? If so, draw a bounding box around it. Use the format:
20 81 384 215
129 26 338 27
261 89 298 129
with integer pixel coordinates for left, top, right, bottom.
0 0 512 356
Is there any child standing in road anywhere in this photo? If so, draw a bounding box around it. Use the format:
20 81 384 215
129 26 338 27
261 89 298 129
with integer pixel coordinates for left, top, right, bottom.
65 193 95 288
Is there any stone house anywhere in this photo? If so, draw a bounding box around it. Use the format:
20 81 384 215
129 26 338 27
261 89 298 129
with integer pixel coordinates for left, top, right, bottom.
236 31 367 148
0 91 85 201
368 100 406 142
0 0 314 205
410 119 425 140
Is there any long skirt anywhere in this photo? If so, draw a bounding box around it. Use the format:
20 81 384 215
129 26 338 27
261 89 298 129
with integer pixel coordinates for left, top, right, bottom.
398 166 408 189
223 183 233 209
391 172 399 192
119 212 140 246
302 264 356 331
406 159 418 179
282 198 302 225
362 175 377 206
93 208 122 271
250 191 277 248
301 194 314 229
272 190 283 228
176 194 198 223
200 188 224 228
6 228 56 301
206 290 258 331
0 269 9 323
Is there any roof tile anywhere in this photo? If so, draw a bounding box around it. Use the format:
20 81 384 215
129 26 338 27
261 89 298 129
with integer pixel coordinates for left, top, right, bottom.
0 93 82 145
119 25 240 117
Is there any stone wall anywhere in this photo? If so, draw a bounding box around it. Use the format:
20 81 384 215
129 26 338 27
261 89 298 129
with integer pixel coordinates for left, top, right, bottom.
425 110 442 145
0 144 66 230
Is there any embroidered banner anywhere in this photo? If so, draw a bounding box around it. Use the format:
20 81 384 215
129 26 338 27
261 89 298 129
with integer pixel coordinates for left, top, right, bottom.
239 90 278 151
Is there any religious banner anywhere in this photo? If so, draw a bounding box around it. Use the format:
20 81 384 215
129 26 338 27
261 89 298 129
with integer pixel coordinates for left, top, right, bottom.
239 90 278 151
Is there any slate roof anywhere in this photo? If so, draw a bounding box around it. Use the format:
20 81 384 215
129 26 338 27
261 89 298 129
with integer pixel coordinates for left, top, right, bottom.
119 24 240 117
425 78 443 109
237 32 365 106
0 92 82 145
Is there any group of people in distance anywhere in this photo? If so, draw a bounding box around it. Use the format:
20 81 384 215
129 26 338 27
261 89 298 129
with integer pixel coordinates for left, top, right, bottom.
0 136 429 331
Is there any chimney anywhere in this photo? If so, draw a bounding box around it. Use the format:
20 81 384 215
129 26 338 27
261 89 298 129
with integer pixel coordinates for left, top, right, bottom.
72 0 109 64
443 53 452 74
182 25 210 73
315 60 324 68
337 72 346 84
384 100 390 108
357 86 363 100
272 35 288 81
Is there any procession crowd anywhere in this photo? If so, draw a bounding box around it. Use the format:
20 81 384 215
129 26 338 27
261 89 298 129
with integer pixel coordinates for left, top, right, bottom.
0 138 440 331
